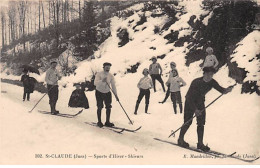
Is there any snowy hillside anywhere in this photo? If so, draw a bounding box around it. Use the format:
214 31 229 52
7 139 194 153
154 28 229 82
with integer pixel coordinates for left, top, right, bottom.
0 0 259 165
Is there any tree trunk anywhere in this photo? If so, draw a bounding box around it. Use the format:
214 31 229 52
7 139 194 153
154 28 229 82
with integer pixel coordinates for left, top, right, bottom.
42 1 45 28
1 13 5 48
39 0 41 31
79 0 81 22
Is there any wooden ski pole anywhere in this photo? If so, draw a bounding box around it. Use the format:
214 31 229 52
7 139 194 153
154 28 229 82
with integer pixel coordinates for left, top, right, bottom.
168 83 237 138
106 81 134 125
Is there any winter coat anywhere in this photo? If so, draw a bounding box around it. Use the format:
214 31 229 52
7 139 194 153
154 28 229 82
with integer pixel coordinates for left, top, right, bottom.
149 63 162 75
21 75 37 93
68 89 89 109
137 76 153 90
166 76 186 92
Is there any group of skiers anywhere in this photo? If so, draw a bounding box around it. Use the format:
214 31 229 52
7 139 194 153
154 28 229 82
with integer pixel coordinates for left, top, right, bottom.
21 46 234 152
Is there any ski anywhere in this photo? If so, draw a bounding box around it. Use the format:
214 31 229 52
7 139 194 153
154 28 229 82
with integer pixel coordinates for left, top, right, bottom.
154 138 259 163
85 122 142 133
108 125 142 133
85 122 124 134
38 109 83 118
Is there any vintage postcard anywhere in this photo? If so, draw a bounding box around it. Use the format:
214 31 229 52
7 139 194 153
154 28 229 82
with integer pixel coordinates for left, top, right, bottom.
0 0 259 165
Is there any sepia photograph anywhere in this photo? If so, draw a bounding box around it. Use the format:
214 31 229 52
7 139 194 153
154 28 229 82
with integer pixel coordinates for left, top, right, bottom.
0 0 259 165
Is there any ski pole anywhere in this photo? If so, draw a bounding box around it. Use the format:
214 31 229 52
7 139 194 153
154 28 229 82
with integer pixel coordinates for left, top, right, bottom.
28 82 58 113
106 81 134 125
168 83 237 138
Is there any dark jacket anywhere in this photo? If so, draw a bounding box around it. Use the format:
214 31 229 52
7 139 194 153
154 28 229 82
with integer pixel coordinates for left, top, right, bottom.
186 77 225 110
68 89 89 109
21 75 37 93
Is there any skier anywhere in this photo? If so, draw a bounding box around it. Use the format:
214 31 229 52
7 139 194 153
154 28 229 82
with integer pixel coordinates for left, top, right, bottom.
159 62 178 104
149 56 165 92
45 60 61 115
68 83 89 109
200 47 219 69
134 68 153 115
178 67 233 151
94 62 119 128
165 69 186 114
21 69 30 101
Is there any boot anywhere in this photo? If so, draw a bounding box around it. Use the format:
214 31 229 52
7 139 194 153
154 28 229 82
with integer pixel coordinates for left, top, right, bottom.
178 124 191 147
97 108 103 127
27 93 30 101
173 104 177 114
105 108 114 127
197 125 210 151
50 104 57 115
134 102 139 115
179 103 183 114
54 103 59 114
178 139 189 148
145 104 149 113
197 143 210 152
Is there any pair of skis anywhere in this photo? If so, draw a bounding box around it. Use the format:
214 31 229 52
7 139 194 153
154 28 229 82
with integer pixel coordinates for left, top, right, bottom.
85 122 142 134
154 138 259 163
38 109 83 118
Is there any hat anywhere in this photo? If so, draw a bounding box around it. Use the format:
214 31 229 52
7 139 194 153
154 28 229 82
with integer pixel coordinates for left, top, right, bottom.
206 47 213 53
151 56 157 60
103 62 112 67
142 68 149 74
170 62 176 67
203 67 216 73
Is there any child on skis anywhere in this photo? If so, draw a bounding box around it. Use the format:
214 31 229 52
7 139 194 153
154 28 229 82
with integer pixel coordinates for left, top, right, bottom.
134 68 153 115
165 69 186 114
201 47 219 69
159 62 178 104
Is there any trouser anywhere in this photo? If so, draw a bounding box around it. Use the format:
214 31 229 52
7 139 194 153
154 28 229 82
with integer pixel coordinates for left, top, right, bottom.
95 90 112 123
161 85 170 102
134 89 150 114
47 85 59 112
170 91 183 113
178 98 206 144
23 89 30 101
151 74 165 92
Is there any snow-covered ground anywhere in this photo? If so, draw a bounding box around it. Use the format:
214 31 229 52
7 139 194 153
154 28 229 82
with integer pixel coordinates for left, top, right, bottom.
0 66 259 164
0 1 259 165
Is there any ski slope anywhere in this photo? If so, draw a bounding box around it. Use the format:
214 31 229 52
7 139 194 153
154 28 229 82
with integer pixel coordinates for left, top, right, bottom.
0 1 259 165
0 71 259 164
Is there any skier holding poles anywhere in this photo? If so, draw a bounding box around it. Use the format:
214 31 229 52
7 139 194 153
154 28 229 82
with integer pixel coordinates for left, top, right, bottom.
177 67 234 151
94 62 119 128
45 60 61 115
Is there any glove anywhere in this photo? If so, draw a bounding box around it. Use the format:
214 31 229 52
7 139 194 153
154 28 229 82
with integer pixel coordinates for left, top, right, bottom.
223 86 233 94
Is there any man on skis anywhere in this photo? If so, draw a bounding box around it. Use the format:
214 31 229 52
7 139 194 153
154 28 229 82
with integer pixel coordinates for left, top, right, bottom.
178 67 233 151
45 60 61 115
94 62 119 128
